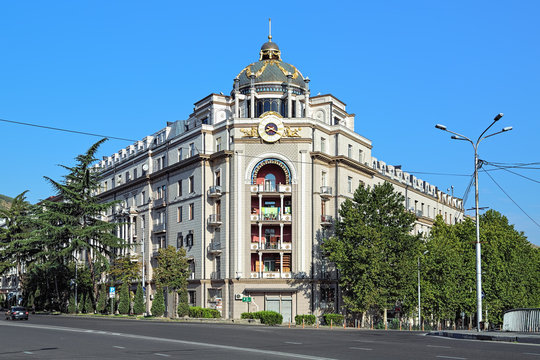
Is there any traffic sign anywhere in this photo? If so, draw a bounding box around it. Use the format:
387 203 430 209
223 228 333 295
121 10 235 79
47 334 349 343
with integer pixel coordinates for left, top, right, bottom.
109 286 116 298
242 296 252 303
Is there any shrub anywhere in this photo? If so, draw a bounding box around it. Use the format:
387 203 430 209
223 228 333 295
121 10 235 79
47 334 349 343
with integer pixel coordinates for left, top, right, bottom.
295 314 316 325
246 311 283 326
188 306 221 318
67 295 76 314
151 287 165 317
323 313 344 326
83 294 93 313
133 284 145 315
118 283 130 315
96 284 108 314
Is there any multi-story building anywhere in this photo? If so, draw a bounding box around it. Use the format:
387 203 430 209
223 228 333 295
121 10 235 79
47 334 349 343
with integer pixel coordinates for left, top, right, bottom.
95 35 463 321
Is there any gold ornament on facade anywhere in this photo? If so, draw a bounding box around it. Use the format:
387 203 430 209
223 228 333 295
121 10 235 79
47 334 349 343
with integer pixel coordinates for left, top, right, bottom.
283 127 302 138
240 127 259 137
239 60 301 80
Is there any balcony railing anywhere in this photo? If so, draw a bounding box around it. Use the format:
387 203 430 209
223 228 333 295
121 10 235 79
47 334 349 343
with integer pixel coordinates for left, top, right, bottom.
208 241 222 254
153 223 166 233
250 184 292 193
321 215 333 226
208 186 222 198
208 214 222 226
320 186 333 198
152 198 166 208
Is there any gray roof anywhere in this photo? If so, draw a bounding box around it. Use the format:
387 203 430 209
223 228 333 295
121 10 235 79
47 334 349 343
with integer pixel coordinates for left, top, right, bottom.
236 60 307 89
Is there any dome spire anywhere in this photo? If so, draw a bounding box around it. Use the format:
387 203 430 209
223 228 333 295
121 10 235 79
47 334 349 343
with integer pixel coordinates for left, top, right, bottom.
260 18 280 60
268 18 272 42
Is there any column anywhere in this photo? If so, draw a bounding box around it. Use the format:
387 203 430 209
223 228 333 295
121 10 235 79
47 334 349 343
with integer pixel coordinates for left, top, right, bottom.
280 252 284 276
280 224 284 250
280 194 284 220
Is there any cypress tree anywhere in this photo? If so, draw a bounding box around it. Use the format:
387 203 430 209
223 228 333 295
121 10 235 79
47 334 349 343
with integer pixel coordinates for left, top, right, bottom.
118 283 130 315
68 295 76 314
133 283 145 315
151 287 165 317
177 287 189 317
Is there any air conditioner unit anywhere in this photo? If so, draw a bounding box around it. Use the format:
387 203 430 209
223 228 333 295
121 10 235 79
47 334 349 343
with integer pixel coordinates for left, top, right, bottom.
235 294 243 300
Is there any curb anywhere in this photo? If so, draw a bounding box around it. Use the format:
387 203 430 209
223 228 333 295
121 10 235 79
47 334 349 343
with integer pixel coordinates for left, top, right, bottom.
427 331 540 344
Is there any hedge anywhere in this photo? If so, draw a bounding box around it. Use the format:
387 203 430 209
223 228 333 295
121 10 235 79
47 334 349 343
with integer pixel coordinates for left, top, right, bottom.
323 313 344 326
295 314 316 325
240 311 283 325
188 306 221 318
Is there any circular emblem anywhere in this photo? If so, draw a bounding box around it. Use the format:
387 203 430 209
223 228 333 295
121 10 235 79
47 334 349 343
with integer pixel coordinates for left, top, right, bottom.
258 114 284 143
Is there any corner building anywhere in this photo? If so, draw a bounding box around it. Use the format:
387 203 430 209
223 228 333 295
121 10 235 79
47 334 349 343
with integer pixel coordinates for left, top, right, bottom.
96 37 464 322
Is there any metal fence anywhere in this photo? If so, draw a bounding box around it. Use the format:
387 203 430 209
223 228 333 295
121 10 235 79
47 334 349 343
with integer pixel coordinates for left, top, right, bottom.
503 308 540 332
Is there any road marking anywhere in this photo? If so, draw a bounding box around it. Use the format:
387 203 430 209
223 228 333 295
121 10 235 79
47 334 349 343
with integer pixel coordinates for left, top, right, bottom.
349 347 372 351
113 346 125 349
0 322 337 360
353 340 374 343
436 356 466 360
23 351 33 354
523 354 540 357
285 342 302 345
428 345 452 349
155 354 170 357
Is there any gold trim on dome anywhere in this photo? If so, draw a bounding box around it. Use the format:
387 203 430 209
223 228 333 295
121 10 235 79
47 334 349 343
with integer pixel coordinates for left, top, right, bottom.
238 60 302 81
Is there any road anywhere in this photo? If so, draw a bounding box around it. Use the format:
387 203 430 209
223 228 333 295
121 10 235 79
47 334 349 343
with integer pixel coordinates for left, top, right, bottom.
0 315 538 359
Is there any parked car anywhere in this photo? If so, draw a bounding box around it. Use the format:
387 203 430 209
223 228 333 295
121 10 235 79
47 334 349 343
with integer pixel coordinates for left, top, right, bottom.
5 306 29 320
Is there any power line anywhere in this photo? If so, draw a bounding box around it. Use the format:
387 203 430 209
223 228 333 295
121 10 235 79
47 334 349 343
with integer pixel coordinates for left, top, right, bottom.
485 163 540 184
481 168 540 229
0 118 137 142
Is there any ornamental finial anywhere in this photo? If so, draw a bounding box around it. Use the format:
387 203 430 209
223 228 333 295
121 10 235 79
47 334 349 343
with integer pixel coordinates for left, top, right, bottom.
268 18 272 41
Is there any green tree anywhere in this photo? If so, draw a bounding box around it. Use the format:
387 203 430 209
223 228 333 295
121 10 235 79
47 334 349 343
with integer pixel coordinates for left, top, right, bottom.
118 283 130 315
96 283 108 314
34 139 125 310
323 182 421 321
153 246 189 317
68 295 76 313
83 293 93 313
177 287 189 317
109 255 141 284
133 283 145 315
151 287 165 317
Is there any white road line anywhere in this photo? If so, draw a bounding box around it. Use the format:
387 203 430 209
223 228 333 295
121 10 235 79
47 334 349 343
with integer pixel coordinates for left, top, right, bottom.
436 356 466 360
349 347 373 351
523 353 540 357
155 354 170 357
23 351 33 354
0 322 336 360
113 346 125 349
353 340 374 343
285 342 302 345
427 345 452 349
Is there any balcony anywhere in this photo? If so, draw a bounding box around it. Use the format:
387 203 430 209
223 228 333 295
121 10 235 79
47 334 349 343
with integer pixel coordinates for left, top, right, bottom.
152 198 166 208
208 185 222 198
152 244 162 256
208 241 222 254
250 184 292 193
321 215 333 226
320 186 333 199
208 214 222 226
153 223 166 233
250 272 260 279
262 272 280 279
278 184 292 193
250 243 259 250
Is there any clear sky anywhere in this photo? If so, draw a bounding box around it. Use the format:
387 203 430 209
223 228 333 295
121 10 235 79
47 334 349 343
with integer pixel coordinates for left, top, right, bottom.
1 1 539 245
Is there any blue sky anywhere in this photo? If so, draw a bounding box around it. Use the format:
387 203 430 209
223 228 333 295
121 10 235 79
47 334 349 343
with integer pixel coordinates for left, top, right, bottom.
1 1 539 245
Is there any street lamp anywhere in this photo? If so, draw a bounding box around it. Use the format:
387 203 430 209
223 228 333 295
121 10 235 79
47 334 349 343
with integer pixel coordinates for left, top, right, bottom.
435 113 512 332
418 250 428 330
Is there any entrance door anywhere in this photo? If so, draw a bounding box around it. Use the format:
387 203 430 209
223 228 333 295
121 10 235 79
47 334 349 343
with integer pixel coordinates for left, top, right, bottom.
266 296 280 318
281 297 292 324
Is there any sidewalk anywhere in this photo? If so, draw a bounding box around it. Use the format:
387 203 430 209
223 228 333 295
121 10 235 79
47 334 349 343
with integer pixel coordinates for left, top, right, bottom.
427 330 540 344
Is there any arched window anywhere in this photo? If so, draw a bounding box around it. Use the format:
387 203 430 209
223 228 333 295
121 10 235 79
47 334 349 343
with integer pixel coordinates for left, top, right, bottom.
264 173 276 191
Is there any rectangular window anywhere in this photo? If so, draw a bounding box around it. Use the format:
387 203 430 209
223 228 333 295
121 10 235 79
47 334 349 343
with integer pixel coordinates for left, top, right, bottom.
189 203 194 220
321 137 326 153
188 291 196 306
348 144 353 158
215 170 221 187
177 180 182 197
347 176 353 193
178 148 183 161
189 143 195 157
321 171 327 186
134 168 138 179
189 176 194 193
125 171 130 182
215 137 222 152
157 185 166 199
177 206 182 222
359 149 364 163
141 191 146 205
177 232 183 248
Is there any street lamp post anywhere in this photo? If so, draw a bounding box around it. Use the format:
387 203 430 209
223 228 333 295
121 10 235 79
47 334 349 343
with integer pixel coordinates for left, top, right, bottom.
418 250 428 330
435 113 512 332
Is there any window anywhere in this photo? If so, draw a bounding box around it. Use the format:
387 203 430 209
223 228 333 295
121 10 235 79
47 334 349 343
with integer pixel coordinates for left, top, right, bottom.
111 177 115 188
125 171 130 182
134 168 137 179
189 203 194 220
189 176 194 193
104 181 108 192
177 180 182 196
334 117 340 125
321 171 327 187
215 170 221 187
177 206 182 222
359 149 364 163
348 144 352 158
141 191 146 205
188 290 196 306
178 148 183 161
155 156 165 171
321 137 326 153
215 137 222 152
264 259 276 271
189 143 195 157
157 185 166 199
186 232 194 246
347 176 353 193
177 232 183 247
264 174 276 191
215 200 221 216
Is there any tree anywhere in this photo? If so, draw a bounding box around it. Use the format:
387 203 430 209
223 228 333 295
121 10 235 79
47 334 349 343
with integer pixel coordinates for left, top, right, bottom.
322 182 421 322
117 283 130 315
151 287 165 317
177 287 189 317
96 283 108 314
133 283 145 315
153 246 189 317
34 139 126 310
109 255 141 284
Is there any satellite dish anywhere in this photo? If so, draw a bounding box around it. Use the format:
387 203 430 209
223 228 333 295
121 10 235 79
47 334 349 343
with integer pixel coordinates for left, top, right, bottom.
142 164 149 172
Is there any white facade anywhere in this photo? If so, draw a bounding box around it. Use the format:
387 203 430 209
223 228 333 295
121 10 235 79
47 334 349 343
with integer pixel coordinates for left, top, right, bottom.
95 38 463 321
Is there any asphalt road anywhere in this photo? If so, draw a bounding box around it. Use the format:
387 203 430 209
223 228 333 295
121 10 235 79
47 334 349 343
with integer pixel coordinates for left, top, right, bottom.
0 315 538 359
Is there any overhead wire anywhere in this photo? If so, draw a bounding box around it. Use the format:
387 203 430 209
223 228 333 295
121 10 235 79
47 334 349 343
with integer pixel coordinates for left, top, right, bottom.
484 162 540 184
